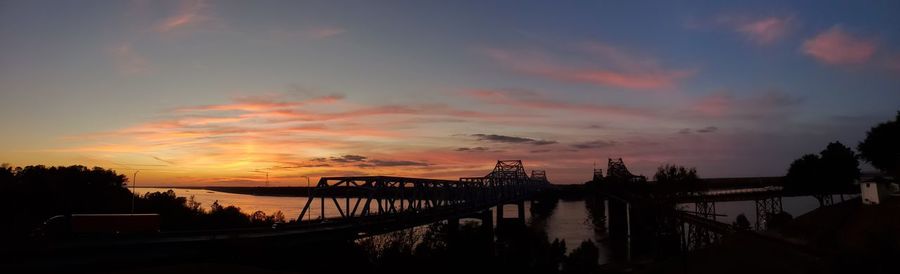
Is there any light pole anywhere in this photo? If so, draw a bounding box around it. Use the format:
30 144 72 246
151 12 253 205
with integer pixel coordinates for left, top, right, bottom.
131 170 140 214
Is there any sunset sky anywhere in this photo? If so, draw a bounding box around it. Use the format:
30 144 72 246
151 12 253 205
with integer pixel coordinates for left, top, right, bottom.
1 1 899 185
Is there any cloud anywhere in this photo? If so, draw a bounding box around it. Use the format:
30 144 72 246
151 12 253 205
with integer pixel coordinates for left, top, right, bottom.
61 91 528 185
735 16 792 45
570 140 617 149
484 44 693 90
111 42 149 75
269 26 348 40
463 89 654 118
472 134 557 146
155 0 211 33
315 154 429 168
802 25 878 65
710 15 793 45
329 154 367 163
151 155 176 165
679 126 718 134
696 126 718 133
885 53 900 73
456 147 490 152
690 90 802 119
364 160 429 167
308 26 346 39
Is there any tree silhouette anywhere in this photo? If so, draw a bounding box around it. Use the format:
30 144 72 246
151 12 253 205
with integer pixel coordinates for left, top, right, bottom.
653 164 702 194
858 111 900 176
1 164 288 240
733 214 751 230
819 141 861 190
787 142 860 194
786 154 823 192
562 240 600 274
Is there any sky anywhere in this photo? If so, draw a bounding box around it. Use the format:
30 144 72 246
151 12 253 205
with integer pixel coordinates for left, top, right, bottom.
1 0 899 185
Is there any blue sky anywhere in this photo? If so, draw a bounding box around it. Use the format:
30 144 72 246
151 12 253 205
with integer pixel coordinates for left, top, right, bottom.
1 0 898 185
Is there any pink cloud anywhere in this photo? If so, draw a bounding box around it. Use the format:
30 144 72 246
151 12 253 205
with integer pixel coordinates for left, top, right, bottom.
463 89 654 118
268 26 348 41
885 54 900 73
155 0 210 33
111 42 149 75
484 44 693 90
736 16 792 45
710 15 793 45
690 90 801 119
802 26 878 65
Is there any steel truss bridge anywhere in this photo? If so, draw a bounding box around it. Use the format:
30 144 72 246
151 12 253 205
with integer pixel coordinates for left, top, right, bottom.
294 160 550 236
593 158 855 257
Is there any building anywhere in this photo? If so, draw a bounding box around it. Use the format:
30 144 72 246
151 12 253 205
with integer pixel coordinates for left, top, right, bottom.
860 180 892 205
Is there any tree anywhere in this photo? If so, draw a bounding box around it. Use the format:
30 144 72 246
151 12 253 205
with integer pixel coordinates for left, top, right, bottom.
653 164 702 193
858 111 900 176
787 142 861 194
786 154 822 191
819 141 860 190
733 214 751 230
562 240 600 274
250 210 268 223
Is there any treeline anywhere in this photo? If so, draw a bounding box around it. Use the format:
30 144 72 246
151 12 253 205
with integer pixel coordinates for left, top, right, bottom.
346 222 602 274
0 165 285 242
786 111 900 193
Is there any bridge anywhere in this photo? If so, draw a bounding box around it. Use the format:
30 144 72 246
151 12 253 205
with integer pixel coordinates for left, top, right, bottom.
38 160 551 254
591 158 856 260
294 160 550 237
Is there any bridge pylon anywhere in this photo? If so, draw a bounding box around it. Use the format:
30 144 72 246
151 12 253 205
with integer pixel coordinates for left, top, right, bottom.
754 196 783 230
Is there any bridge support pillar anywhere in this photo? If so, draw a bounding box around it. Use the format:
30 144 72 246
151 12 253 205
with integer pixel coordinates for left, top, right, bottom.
446 217 460 241
755 196 783 230
517 200 526 222
480 209 494 237
496 201 527 228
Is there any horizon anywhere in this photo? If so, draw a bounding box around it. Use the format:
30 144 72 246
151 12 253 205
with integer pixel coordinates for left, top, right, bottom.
2 1 899 185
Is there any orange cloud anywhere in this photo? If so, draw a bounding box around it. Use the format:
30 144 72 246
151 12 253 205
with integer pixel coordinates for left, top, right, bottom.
802 25 878 65
485 45 693 90
59 92 526 185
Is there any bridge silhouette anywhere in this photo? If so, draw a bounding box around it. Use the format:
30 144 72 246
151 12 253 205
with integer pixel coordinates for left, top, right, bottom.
592 158 856 261
40 160 551 255
294 160 551 237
